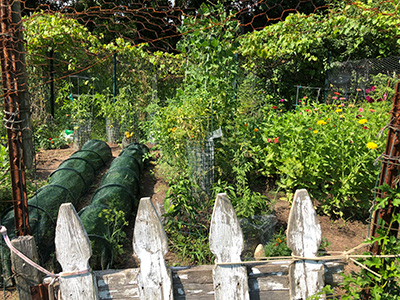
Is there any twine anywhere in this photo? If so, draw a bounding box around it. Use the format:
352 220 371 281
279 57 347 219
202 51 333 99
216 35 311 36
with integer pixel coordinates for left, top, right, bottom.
215 240 400 278
0 225 91 282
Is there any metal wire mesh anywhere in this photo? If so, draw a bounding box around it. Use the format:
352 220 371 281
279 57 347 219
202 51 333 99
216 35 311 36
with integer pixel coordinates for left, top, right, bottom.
186 140 215 201
327 56 400 96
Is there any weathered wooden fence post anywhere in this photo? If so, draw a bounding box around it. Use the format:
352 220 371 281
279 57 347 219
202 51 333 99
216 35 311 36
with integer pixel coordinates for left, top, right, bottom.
133 197 173 300
55 203 99 300
10 236 42 300
209 193 250 300
287 189 324 300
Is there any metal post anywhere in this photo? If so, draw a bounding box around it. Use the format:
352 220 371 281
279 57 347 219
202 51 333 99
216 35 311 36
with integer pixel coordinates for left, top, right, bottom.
369 82 400 254
113 52 117 103
49 48 54 117
0 0 30 236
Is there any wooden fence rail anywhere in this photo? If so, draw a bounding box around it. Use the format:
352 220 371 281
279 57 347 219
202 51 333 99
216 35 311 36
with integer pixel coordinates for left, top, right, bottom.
10 189 344 300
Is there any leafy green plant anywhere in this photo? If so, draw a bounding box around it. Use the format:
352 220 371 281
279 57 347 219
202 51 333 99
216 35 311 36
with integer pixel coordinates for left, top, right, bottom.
248 98 390 218
33 122 70 150
98 208 129 257
263 230 291 257
337 184 400 299
163 175 214 265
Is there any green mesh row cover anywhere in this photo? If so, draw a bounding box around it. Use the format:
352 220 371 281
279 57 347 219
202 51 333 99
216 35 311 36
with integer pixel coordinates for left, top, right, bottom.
0 139 112 282
79 142 149 269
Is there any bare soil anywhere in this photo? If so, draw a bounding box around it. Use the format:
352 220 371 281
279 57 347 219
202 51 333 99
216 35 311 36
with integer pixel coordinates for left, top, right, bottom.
1 143 369 298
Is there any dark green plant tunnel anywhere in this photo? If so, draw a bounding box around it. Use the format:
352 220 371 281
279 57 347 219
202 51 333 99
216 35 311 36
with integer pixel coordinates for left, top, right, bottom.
79 142 149 269
1 140 112 284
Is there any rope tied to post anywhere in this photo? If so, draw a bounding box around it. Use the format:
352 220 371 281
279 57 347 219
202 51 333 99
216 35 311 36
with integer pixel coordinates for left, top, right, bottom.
0 225 91 279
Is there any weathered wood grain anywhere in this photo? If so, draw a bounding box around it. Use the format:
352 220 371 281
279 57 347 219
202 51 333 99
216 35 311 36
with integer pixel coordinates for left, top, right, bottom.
132 197 173 300
55 203 99 300
94 261 344 300
209 193 250 300
95 269 139 299
10 236 42 300
287 189 325 300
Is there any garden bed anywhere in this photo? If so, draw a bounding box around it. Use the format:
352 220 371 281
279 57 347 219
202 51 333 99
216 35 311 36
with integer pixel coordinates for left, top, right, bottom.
35 143 369 269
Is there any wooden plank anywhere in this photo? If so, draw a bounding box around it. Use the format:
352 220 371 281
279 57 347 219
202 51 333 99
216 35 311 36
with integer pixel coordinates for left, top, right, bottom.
287 189 325 299
55 203 99 300
93 262 345 300
133 197 173 300
209 193 250 300
95 269 139 299
10 236 42 300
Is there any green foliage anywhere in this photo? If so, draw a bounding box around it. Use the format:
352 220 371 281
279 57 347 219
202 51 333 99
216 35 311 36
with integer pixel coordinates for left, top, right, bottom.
98 208 129 257
33 122 70 150
263 230 291 257
0 140 11 213
250 97 389 218
338 184 400 299
238 1 400 100
24 12 102 70
163 175 214 265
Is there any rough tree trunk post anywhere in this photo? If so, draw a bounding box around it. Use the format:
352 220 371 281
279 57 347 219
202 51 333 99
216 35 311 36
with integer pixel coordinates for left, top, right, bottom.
10 236 42 300
133 197 173 300
287 189 325 300
209 193 250 300
10 0 33 170
55 203 99 300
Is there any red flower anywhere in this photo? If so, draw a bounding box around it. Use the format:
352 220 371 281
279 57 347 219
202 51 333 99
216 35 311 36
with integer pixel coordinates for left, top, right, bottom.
363 126 369 130
272 105 278 110
334 92 340 95
254 128 259 132
244 123 248 127
274 137 279 144
48 138 52 140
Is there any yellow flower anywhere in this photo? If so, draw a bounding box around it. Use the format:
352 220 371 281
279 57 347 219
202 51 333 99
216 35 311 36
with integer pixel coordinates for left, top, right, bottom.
317 120 327 125
358 119 367 125
335 108 343 113
313 130 318 134
366 142 378 149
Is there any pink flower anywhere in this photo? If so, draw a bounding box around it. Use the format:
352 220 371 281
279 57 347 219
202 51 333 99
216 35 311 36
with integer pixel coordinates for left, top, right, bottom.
332 96 338 100
356 88 362 92
384 92 388 100
366 88 371 94
366 96 374 103
280 99 285 102
363 126 369 130
371 86 376 92
267 138 272 143
349 140 353 144
359 107 364 112
340 103 345 106
340 98 346 101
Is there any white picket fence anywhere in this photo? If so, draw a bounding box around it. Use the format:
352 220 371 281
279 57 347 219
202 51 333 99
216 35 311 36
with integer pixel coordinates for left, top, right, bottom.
10 189 344 300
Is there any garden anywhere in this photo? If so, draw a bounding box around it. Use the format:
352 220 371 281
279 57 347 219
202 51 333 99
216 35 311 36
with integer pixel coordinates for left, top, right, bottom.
1 0 400 298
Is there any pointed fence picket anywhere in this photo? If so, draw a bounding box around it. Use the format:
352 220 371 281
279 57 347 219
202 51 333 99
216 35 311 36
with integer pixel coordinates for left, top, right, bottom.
55 203 99 300
10 190 343 300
